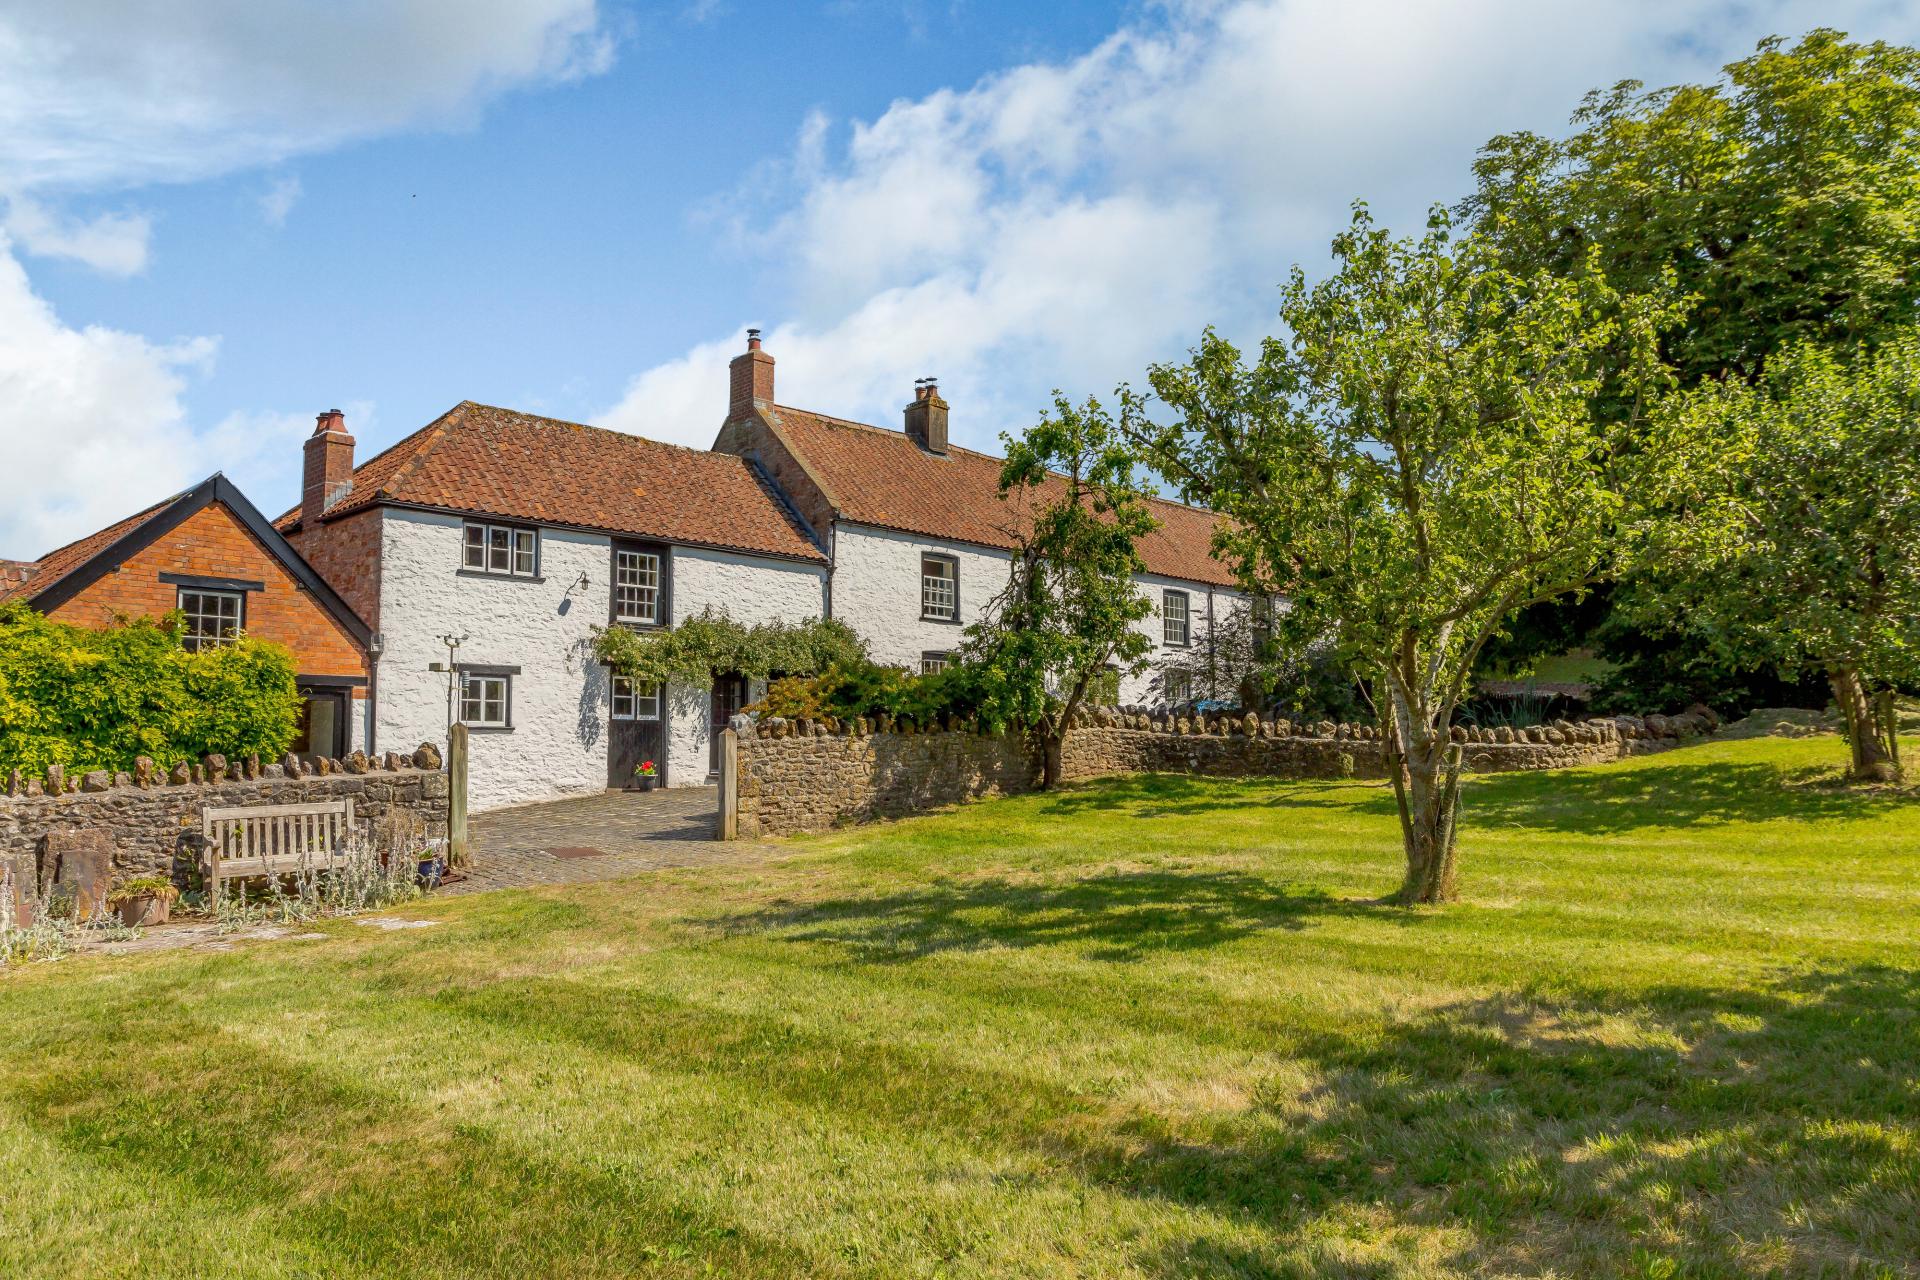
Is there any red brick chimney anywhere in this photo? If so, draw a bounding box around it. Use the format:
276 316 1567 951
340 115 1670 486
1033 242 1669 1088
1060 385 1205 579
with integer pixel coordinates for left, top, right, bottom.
301 409 355 526
728 328 775 420
904 377 949 455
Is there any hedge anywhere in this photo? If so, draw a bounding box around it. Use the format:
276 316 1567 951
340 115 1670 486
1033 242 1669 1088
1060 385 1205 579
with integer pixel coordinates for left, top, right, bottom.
0 602 301 778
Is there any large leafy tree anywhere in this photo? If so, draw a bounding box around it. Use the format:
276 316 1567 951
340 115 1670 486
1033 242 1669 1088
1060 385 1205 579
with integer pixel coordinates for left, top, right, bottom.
1126 207 1686 904
1469 28 1920 390
1656 336 1920 779
965 395 1157 788
1464 30 1920 707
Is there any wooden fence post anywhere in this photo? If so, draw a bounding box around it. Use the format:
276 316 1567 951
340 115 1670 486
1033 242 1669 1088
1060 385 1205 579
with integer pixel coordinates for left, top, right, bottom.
448 723 470 867
717 727 739 841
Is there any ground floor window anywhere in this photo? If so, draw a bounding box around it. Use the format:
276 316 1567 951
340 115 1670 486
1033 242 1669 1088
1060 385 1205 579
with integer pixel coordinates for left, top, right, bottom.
1161 670 1193 706
920 651 953 675
459 673 511 729
1087 667 1121 705
611 675 661 721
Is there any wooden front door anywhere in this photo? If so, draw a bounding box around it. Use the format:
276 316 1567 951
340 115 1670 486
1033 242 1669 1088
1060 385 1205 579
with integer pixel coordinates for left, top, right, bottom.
709 674 747 775
608 677 668 788
293 684 350 759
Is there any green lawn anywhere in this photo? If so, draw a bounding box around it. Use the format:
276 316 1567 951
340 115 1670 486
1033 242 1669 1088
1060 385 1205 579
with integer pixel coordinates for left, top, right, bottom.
2 737 1916 1279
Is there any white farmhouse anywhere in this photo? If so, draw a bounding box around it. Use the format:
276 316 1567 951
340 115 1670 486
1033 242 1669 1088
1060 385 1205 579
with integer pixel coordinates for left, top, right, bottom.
711 333 1248 705
280 402 827 810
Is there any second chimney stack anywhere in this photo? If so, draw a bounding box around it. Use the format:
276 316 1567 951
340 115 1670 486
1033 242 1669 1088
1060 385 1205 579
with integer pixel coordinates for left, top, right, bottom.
904 378 948 455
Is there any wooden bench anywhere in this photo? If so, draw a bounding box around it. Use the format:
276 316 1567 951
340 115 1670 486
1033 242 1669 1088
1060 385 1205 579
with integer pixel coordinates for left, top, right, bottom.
203 799 356 894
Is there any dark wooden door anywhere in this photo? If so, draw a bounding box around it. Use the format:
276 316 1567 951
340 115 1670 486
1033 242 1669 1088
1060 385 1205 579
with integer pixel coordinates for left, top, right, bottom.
293 685 349 758
709 674 747 775
608 679 668 788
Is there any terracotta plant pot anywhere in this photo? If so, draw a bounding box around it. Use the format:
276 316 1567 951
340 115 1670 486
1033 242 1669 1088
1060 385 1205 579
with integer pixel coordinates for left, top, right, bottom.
115 894 171 928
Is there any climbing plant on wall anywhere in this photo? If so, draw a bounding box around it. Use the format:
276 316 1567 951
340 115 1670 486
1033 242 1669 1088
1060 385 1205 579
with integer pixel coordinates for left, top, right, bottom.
591 609 867 688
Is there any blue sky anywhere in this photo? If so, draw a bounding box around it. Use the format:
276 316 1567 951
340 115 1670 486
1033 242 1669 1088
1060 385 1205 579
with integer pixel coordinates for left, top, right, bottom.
4 0 1917 555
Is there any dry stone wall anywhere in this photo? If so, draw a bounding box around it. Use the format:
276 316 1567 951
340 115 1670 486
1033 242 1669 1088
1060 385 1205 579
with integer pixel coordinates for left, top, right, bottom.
1 745 450 889
735 717 1038 838
737 707 1718 837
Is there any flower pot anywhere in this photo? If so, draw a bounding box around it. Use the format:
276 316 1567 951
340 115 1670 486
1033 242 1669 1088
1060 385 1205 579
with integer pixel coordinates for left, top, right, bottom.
115 894 170 928
628 774 659 792
416 856 446 890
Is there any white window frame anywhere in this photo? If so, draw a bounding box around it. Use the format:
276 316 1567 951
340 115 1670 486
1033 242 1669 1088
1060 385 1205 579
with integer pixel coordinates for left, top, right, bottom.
462 521 539 578
921 554 958 622
613 549 662 624
1162 589 1190 647
177 588 243 652
1162 670 1193 705
458 673 511 729
610 675 661 721
919 651 953 675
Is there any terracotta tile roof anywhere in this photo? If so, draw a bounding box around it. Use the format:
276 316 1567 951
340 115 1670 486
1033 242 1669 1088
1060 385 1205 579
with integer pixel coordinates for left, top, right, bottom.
0 495 178 605
279 402 825 563
761 405 1238 587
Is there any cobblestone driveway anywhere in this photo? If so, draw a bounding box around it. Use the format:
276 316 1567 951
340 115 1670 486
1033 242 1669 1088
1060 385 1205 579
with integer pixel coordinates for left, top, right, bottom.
456 785 764 894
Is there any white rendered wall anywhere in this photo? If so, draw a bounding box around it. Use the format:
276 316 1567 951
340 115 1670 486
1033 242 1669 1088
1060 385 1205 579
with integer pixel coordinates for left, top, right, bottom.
1119 575 1246 706
373 508 825 811
665 545 827 784
829 523 1009 669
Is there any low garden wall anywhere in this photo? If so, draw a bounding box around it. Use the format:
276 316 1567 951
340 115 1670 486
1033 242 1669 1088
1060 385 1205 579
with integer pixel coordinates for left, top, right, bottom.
1 746 450 889
735 708 1717 837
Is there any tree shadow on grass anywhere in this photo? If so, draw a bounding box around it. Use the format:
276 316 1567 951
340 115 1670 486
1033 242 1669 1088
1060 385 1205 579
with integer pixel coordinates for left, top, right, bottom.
706 868 1391 963
1121 963 1920 1277
1036 772 1389 821
1463 756 1920 835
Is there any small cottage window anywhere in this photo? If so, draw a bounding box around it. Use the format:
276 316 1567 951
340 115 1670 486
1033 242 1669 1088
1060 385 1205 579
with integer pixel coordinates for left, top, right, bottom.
614 549 661 624
610 675 661 721
921 554 958 621
1162 670 1193 706
177 588 243 651
462 521 538 577
1162 589 1190 647
458 673 511 729
919 651 953 675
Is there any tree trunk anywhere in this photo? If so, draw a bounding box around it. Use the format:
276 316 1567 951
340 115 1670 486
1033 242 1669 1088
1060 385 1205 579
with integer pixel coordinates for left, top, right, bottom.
1829 665 1897 782
1388 688 1464 905
1040 731 1064 790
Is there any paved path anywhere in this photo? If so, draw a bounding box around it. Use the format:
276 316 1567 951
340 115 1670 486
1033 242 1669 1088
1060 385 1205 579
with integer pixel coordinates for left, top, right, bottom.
456 785 764 894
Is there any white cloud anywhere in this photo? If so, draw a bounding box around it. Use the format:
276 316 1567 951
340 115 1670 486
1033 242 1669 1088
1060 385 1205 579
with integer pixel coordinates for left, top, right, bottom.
0 234 213 555
258 174 302 227
604 0 1920 455
0 197 151 275
0 1 613 193
0 1 613 549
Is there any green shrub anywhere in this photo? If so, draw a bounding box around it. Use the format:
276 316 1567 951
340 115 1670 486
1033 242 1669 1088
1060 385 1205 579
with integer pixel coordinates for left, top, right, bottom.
748 658 1006 732
593 610 866 688
0 602 301 777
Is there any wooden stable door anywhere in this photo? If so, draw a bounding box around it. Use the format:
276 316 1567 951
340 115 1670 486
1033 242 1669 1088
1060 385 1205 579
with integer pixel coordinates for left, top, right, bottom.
709 674 747 776
608 677 667 788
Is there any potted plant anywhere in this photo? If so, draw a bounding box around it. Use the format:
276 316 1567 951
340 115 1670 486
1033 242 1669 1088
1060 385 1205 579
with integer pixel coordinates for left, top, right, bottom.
630 760 659 792
106 876 180 927
415 839 448 890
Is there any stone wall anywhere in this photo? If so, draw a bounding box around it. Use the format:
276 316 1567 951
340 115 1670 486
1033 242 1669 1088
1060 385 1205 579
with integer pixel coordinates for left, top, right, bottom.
735 706 1718 837
1 746 450 890
735 719 1038 838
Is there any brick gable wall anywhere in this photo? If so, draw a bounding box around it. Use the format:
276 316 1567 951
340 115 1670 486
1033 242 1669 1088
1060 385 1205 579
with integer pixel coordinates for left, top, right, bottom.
713 416 836 543
285 507 383 632
50 503 367 681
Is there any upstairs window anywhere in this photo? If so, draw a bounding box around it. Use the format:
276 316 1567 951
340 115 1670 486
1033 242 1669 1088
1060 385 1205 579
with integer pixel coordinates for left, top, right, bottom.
921 554 958 621
610 675 661 721
1162 589 1190 647
462 521 538 577
614 549 662 624
178 588 243 651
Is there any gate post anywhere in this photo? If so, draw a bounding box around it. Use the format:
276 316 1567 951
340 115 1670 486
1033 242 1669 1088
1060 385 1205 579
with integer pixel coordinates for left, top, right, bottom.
447 723 470 866
717 727 738 841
